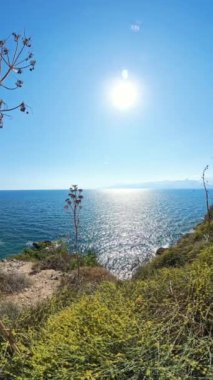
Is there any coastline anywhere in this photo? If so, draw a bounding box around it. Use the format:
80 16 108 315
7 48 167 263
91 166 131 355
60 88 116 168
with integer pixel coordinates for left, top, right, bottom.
0 209 212 378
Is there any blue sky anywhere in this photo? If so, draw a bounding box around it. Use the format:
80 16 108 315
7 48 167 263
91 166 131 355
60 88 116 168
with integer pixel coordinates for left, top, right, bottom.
0 0 213 189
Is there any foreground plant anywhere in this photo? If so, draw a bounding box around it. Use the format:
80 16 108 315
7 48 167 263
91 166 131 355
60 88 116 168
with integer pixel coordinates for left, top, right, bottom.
0 216 212 379
0 32 36 127
65 185 83 277
0 31 36 356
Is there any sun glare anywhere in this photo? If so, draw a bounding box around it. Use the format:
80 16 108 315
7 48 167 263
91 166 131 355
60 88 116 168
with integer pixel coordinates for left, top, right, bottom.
110 71 139 110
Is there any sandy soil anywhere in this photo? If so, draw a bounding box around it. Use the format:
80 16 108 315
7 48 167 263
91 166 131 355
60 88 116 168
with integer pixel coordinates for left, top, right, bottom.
0 260 62 307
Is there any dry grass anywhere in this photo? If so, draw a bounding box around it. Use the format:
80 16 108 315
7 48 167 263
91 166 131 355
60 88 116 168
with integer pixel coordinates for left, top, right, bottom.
32 252 73 273
31 251 99 273
0 271 32 294
60 266 116 289
0 301 21 321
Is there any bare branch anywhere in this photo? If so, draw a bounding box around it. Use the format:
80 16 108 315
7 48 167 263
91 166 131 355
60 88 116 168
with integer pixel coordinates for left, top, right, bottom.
0 32 36 128
0 65 13 85
1 84 19 91
12 38 19 63
1 103 23 112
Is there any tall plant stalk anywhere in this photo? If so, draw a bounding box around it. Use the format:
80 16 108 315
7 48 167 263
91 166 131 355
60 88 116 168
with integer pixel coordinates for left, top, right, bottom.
65 185 83 278
0 32 35 354
201 165 212 242
202 165 210 222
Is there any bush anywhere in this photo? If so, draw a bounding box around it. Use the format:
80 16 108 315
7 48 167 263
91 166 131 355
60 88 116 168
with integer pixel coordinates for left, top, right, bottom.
32 252 73 272
5 258 213 380
0 272 31 294
13 241 68 262
12 288 79 332
0 301 21 322
1 221 213 379
134 222 213 280
60 266 116 290
32 250 99 273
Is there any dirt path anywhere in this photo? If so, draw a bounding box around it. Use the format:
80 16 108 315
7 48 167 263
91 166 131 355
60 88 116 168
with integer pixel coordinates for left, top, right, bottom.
0 260 62 307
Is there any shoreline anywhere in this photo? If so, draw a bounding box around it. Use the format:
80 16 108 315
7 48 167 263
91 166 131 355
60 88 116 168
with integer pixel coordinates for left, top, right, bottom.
0 210 212 378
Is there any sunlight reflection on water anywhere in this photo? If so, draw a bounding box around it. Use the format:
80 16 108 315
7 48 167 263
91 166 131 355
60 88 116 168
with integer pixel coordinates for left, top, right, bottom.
0 189 212 278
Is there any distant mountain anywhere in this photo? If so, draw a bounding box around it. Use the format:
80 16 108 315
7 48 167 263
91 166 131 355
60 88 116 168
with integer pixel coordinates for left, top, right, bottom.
111 179 213 189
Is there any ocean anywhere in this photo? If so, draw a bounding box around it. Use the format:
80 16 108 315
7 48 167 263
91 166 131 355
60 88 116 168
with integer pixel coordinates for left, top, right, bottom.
0 189 212 277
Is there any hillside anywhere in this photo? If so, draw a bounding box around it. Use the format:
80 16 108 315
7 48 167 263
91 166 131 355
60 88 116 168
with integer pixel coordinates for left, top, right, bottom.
0 213 212 379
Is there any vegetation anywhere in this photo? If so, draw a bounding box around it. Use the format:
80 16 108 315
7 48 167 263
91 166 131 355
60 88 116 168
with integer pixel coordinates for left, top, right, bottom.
13 242 99 272
13 241 69 262
0 31 36 357
65 185 84 278
32 250 99 273
134 219 213 280
0 32 36 128
0 218 212 379
202 165 212 223
0 271 31 295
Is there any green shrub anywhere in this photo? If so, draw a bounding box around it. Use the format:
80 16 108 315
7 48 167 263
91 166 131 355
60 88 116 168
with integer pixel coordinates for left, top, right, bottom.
1 221 213 380
12 241 68 262
32 250 99 273
195 245 213 266
6 258 213 380
134 222 213 280
32 252 73 272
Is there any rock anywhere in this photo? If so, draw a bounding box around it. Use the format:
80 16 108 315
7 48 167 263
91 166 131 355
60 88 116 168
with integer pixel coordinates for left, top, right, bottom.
156 247 167 256
32 241 52 250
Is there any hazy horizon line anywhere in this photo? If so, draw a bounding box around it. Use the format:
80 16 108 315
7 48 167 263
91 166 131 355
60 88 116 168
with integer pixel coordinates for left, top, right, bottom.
0 178 213 191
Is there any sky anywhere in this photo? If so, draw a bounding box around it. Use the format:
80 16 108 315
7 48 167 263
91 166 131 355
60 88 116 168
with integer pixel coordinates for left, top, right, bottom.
0 0 213 189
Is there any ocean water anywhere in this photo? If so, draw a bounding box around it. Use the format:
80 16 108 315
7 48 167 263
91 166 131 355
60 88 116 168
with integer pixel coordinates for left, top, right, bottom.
0 189 212 277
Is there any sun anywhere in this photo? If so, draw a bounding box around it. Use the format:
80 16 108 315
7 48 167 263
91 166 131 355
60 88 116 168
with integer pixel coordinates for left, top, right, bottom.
110 70 139 110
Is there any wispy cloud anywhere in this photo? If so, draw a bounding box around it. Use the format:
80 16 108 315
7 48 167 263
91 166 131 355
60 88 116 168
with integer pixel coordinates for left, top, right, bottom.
130 23 141 32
